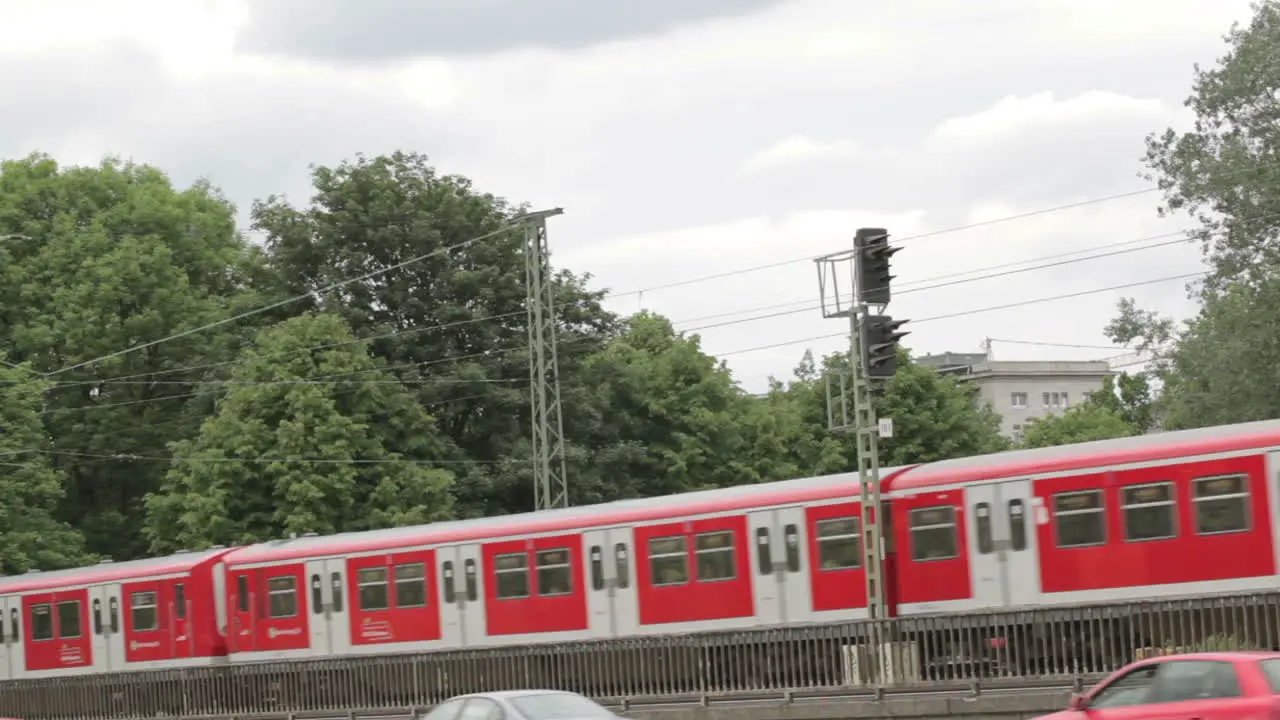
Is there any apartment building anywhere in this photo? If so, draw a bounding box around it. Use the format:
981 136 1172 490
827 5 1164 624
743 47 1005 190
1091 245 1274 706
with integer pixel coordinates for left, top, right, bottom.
915 352 1113 443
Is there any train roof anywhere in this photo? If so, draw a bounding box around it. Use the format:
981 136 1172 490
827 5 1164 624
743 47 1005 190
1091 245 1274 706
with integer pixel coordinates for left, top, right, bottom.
227 465 913 565
0 548 229 594
890 419 1280 493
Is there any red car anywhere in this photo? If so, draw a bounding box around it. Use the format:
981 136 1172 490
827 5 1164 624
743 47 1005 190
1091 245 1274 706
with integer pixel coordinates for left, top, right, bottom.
1040 652 1280 720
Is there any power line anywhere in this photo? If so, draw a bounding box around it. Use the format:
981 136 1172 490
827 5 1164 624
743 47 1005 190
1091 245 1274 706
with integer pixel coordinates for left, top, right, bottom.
43 222 523 377
717 271 1206 357
41 450 517 466
13 226 1200 395
987 338 1133 351
609 188 1163 297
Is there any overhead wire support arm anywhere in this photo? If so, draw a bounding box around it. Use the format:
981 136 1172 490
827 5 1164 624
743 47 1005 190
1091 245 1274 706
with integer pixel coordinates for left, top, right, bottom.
515 208 570 512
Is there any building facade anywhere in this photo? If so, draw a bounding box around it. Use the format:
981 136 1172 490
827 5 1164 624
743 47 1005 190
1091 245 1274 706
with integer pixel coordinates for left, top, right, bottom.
915 353 1113 443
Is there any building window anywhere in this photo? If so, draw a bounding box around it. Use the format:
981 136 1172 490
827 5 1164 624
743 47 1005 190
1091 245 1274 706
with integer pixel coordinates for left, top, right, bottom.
394 563 427 608
1010 392 1028 408
1122 482 1177 542
908 506 958 561
130 591 159 632
694 531 736 582
1042 391 1051 407
494 553 530 600
267 576 298 619
1193 474 1250 535
1011 424 1025 443
815 516 861 570
536 548 572 596
357 567 389 611
1053 489 1106 547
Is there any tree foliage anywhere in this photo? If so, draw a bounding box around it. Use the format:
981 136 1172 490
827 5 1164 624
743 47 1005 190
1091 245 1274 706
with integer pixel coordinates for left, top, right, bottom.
144 313 454 552
1108 1 1280 429
0 359 93 573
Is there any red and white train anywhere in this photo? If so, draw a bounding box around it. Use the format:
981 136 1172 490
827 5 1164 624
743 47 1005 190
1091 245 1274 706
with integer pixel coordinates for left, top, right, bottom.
2 418 1277 680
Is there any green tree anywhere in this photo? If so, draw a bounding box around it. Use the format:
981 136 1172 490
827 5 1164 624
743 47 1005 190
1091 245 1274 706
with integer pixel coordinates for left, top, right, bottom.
143 313 455 553
1108 2 1280 429
1022 404 1139 449
1084 372 1156 431
251 152 619 517
570 312 765 502
756 348 1009 474
0 359 93 572
0 154 268 559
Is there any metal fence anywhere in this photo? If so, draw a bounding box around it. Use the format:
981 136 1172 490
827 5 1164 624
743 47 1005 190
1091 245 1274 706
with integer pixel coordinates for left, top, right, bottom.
5 591 1280 720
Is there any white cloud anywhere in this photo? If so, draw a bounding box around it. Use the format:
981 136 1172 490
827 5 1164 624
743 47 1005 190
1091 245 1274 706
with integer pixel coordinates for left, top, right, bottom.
0 0 1256 392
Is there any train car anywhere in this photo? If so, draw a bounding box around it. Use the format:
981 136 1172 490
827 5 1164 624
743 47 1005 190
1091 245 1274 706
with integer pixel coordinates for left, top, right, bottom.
887 419 1280 616
220 468 911 663
0 548 234 680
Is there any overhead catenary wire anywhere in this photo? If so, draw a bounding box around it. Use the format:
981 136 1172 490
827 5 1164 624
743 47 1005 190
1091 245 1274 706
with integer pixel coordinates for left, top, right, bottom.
2 225 1205 394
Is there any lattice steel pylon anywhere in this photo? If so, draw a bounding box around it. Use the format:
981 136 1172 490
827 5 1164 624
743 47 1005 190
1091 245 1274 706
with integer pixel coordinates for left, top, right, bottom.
814 242 887 621
518 208 569 511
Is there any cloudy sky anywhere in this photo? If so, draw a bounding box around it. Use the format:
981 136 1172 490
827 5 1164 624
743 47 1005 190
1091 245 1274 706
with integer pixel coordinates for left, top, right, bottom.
0 0 1251 391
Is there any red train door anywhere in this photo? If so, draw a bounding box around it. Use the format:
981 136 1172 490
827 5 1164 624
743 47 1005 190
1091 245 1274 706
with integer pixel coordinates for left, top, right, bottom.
230 571 257 652
171 581 192 658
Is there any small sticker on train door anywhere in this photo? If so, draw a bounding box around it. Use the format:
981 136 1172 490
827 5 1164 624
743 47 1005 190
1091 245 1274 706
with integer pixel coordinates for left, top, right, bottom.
1032 497 1049 525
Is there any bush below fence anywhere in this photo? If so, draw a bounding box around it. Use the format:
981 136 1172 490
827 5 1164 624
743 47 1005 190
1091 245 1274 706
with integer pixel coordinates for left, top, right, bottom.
5 591 1280 720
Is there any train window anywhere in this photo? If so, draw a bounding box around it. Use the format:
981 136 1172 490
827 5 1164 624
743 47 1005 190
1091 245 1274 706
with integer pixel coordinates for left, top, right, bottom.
330 572 344 613
311 574 324 614
130 591 158 632
1193 474 1250 535
784 523 801 572
395 563 428 608
816 516 861 570
92 598 103 635
908 506 958 561
0 611 5 643
464 559 478 602
266 576 298 619
1122 482 1177 542
590 546 605 591
614 543 631 589
1053 489 1106 548
175 583 186 620
648 536 688 586
30 604 53 641
10 608 17 644
357 567 390 611
442 562 456 603
695 531 736 582
755 527 772 576
536 549 573 596
57 600 81 639
974 503 994 555
494 553 530 600
109 596 119 633
236 575 249 613
1008 500 1028 551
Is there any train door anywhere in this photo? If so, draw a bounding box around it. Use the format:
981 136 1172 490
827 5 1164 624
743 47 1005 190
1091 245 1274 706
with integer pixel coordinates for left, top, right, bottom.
86 587 112 671
774 506 811 622
608 529 639 634
967 484 1005 607
100 584 126 670
229 571 257 652
997 480 1038 606
7 600 24 676
582 529 614 636
437 547 464 647
171 581 193 659
749 507 813 625
305 560 332 655
0 596 11 679
324 560 350 654
455 543 483 645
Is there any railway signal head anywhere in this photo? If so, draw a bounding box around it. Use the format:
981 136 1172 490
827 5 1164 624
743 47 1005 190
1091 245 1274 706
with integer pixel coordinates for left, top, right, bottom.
863 314 910 380
855 227 899 307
